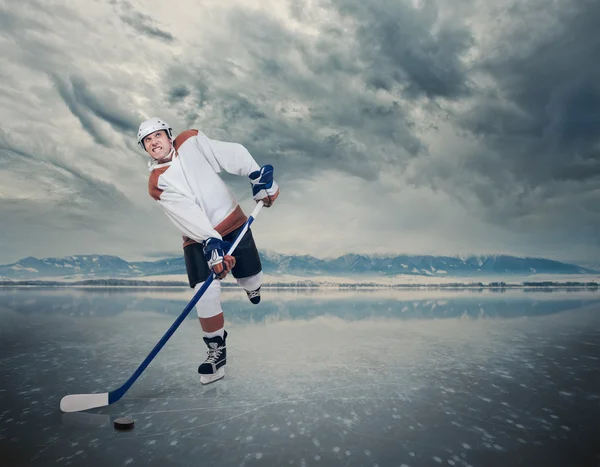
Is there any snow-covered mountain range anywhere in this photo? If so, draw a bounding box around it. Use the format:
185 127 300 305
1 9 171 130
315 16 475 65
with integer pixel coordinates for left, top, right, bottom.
0 252 596 280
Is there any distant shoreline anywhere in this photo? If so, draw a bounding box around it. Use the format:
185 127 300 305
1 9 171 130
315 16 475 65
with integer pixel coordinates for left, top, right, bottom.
0 279 598 290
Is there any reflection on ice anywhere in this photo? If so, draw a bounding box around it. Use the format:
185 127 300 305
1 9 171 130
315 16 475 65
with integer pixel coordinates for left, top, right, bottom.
0 288 599 466
2 287 599 323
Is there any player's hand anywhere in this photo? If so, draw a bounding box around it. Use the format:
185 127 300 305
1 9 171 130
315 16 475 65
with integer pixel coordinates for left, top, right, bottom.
202 238 236 279
249 165 279 208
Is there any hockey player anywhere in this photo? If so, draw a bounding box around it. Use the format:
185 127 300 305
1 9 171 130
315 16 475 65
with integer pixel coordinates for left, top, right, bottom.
137 117 279 384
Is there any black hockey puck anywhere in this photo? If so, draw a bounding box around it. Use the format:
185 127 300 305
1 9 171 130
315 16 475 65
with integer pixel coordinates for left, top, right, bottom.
113 417 135 430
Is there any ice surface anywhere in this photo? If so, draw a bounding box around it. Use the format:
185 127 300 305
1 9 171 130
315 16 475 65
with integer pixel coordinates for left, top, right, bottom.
0 287 599 466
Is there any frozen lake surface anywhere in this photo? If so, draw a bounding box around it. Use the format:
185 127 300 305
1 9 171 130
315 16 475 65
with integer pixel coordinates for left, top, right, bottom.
1 287 599 466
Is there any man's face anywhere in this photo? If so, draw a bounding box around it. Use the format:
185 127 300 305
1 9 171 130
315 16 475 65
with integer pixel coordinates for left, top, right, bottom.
143 130 172 160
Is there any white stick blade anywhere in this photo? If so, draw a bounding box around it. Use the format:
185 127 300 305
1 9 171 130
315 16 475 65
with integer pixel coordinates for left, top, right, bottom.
60 393 109 412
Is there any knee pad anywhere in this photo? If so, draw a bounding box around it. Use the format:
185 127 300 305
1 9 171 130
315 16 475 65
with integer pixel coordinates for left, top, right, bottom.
236 270 263 291
194 280 222 319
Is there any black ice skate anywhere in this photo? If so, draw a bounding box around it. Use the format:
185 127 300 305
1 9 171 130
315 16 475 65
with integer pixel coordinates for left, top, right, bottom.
198 331 227 385
246 286 261 304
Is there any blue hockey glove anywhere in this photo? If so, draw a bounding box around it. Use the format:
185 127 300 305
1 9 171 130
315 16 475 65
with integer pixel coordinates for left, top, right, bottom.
202 238 236 280
249 164 280 207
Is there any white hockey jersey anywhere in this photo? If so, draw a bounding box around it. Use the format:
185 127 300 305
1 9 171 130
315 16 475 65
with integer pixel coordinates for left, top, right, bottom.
148 129 261 247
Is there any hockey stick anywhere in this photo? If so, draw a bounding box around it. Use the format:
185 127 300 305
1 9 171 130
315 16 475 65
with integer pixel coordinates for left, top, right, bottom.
60 200 265 413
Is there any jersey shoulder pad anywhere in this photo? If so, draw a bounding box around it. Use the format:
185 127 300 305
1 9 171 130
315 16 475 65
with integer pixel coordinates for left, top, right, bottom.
173 129 199 151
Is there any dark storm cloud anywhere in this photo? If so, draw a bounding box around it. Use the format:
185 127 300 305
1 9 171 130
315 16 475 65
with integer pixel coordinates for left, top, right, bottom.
166 1 473 182
394 0 600 244
69 77 139 135
51 75 140 145
461 0 600 188
51 74 107 146
221 94 268 122
118 1 174 43
168 85 190 102
329 0 474 99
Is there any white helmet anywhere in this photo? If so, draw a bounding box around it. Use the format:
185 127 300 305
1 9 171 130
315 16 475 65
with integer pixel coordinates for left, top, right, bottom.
137 117 173 150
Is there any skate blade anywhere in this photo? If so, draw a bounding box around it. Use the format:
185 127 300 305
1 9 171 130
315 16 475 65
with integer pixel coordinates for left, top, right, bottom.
200 367 225 385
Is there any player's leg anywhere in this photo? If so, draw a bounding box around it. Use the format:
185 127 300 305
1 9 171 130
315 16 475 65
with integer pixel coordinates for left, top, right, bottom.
237 271 263 304
184 242 227 384
225 226 263 304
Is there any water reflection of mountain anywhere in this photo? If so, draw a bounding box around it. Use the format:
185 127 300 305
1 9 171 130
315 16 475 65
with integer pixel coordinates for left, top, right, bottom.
222 297 600 323
2 289 599 322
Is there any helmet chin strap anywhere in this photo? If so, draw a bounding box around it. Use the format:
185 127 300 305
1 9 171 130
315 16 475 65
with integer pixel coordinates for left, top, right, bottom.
147 144 175 169
162 145 175 162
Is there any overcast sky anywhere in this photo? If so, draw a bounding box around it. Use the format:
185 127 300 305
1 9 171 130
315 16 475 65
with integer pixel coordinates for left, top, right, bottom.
1 0 598 265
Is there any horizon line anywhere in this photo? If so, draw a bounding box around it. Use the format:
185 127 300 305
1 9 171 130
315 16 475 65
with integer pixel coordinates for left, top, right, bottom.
1 251 596 267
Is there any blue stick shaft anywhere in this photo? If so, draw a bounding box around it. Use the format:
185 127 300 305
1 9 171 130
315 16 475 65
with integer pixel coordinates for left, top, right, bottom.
108 202 264 404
